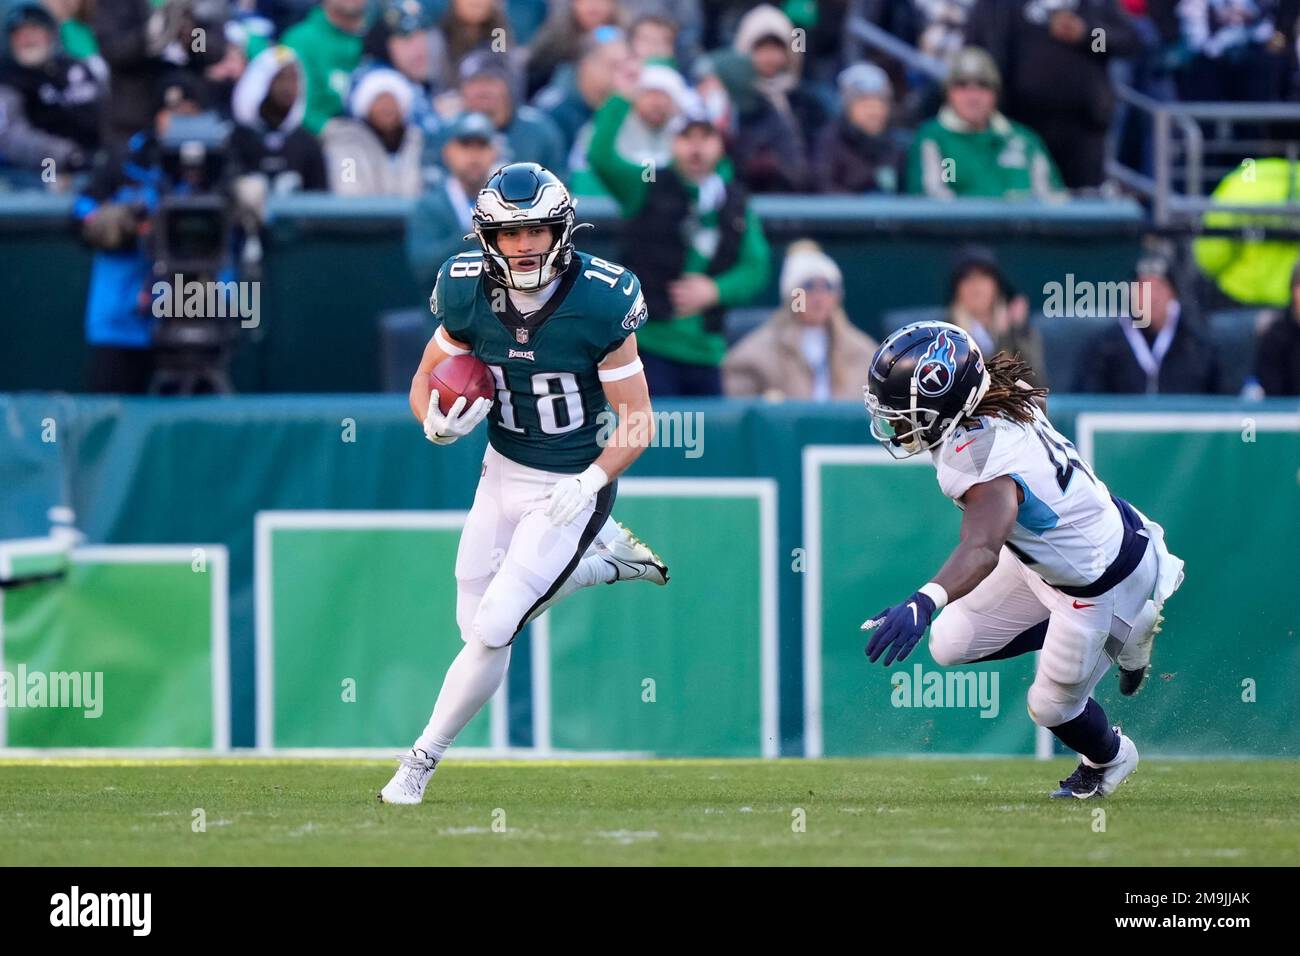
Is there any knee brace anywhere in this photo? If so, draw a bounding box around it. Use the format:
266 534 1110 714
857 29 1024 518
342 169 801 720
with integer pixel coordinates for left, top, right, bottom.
1026 677 1088 728
927 609 971 667
470 590 525 649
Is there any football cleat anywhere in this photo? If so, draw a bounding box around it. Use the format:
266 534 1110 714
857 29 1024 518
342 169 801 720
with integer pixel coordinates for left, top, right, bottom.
598 522 669 586
1117 518 1185 697
1050 730 1139 799
379 748 437 804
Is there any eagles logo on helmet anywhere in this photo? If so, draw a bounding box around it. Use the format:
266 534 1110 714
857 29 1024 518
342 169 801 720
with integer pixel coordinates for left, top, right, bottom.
468 162 581 292
863 321 990 459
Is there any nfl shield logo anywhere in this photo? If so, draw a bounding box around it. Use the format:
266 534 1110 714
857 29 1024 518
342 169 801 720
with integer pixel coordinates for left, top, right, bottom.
515 328 530 344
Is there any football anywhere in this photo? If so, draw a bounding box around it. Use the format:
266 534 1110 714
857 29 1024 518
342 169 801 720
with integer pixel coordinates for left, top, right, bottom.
429 354 494 415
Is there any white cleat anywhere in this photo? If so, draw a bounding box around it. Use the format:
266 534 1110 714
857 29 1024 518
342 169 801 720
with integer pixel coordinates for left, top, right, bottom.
379 748 437 804
598 522 669 585
1050 730 1139 799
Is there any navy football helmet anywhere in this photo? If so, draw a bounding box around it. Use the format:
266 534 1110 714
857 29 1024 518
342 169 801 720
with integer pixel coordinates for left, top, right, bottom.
470 162 577 291
864 321 990 458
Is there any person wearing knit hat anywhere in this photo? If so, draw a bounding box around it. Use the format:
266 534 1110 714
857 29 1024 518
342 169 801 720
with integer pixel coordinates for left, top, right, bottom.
320 67 424 196
723 240 878 401
906 46 1063 199
944 244 1047 387
811 62 906 194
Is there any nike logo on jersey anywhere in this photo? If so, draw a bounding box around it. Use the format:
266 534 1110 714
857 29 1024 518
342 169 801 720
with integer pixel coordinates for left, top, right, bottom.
955 438 976 453
1072 600 1096 609
622 276 635 294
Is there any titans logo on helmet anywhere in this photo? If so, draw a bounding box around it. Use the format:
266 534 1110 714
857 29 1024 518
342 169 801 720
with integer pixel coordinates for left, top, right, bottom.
915 330 958 397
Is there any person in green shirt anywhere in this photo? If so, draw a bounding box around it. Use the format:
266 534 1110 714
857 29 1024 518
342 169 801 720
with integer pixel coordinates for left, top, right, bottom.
282 0 368 136
587 87 771 396
907 47 1064 201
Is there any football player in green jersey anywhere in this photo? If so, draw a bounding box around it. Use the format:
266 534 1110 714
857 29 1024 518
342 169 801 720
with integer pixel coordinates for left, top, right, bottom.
381 163 669 804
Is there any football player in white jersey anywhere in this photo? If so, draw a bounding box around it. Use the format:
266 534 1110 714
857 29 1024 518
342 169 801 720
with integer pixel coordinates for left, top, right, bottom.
861 321 1184 798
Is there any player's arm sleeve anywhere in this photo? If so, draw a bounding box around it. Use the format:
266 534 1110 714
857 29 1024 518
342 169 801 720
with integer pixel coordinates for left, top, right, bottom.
712 207 771 307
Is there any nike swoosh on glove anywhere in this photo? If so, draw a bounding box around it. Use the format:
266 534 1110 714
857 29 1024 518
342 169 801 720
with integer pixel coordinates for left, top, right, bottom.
424 390 492 445
862 591 937 666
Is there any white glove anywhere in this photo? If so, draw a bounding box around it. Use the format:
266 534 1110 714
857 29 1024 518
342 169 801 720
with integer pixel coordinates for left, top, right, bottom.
424 390 492 445
545 464 609 527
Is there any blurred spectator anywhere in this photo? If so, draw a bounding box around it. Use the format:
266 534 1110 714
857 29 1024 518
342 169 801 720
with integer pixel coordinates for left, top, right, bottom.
204 19 272 121
812 63 906 194
360 2 444 158
906 47 1063 199
723 239 877 399
589 95 770 396
945 245 1047 386
432 0 516 93
624 0 702 67
912 0 980 64
0 3 102 183
781 0 851 88
1076 253 1220 393
707 3 829 192
230 45 326 193
580 62 686 183
73 73 205 392
531 31 634 157
524 0 621 97
968 0 1138 190
452 49 565 173
322 66 423 196
1175 0 1287 102
407 111 498 290
627 8 678 62
45 0 101 60
282 0 368 135
1253 261 1300 396
1194 157 1300 308
93 0 229 148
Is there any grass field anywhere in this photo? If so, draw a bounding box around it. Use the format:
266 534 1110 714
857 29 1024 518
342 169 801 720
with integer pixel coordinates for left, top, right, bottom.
2 757 1297 866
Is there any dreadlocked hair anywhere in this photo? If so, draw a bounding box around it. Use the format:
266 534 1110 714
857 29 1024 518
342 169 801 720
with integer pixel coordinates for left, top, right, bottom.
968 351 1048 425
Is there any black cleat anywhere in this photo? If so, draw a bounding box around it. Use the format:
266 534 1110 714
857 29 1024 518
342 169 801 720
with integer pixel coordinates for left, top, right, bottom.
1050 762 1106 799
1118 665 1148 697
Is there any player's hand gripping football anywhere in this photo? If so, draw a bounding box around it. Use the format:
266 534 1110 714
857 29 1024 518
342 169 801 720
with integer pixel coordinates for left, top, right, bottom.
423 390 491 445
861 591 937 666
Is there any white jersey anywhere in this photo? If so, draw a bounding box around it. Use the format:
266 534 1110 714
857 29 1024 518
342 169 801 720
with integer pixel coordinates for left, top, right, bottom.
930 407 1124 587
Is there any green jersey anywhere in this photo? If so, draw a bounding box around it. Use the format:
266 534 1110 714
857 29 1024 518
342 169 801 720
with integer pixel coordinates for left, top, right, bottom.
432 250 648 474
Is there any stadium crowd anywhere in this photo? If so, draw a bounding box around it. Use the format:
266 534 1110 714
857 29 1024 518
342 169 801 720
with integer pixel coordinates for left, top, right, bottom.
1 0 1298 397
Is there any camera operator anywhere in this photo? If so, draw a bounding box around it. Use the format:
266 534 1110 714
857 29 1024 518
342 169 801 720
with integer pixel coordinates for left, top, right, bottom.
94 0 229 149
75 71 241 394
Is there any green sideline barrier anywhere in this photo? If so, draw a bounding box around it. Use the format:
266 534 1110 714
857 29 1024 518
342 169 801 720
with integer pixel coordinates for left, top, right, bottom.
0 541 227 749
0 195 1142 393
0 394 1295 756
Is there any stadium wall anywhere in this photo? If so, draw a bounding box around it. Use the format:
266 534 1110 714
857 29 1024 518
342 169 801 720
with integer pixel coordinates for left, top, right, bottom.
1 395 1295 758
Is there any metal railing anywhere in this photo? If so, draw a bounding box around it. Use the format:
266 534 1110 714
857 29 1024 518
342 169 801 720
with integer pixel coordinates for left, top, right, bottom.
1106 84 1300 230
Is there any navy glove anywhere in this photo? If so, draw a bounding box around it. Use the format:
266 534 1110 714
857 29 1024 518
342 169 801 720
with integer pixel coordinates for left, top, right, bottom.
862 591 937 666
